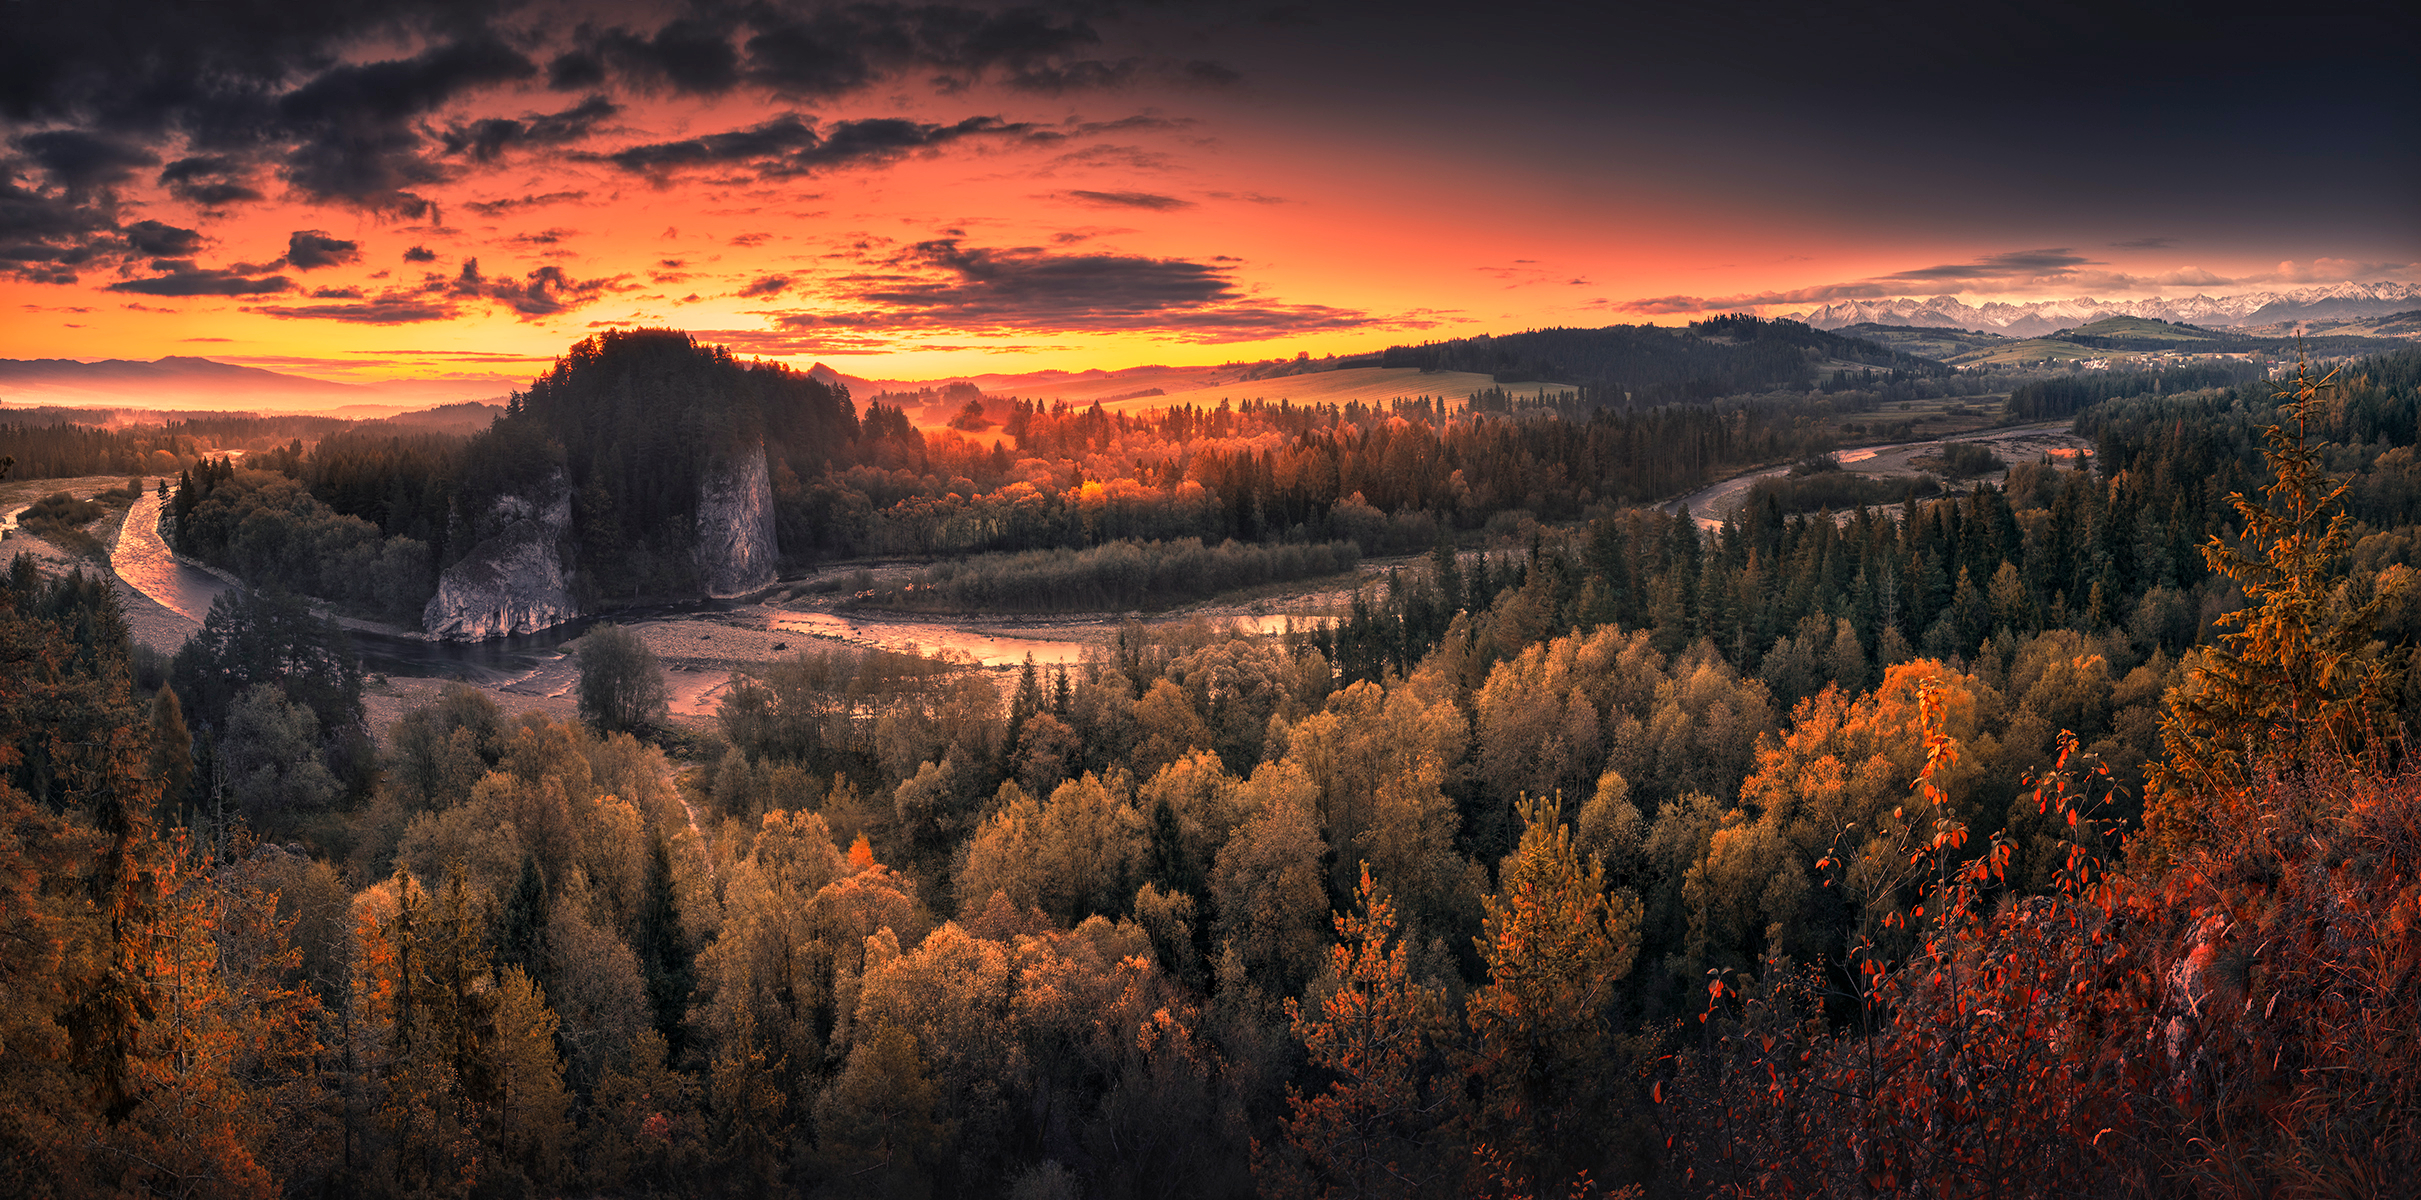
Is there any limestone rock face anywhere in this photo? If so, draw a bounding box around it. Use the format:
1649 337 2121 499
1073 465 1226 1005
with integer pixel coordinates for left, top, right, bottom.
695 443 776 597
423 488 577 641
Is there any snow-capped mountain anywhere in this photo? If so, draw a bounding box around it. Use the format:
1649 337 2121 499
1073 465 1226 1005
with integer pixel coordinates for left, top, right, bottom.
1787 282 2421 337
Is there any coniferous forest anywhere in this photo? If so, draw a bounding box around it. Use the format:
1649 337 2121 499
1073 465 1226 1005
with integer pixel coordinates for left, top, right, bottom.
5 339 2420 1198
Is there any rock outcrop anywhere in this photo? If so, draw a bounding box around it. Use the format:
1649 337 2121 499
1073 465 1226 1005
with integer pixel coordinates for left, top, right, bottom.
423 485 577 641
694 443 776 597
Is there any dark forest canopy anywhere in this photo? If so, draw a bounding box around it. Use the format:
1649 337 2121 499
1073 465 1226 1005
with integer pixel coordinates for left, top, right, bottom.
2004 359 2269 421
442 329 863 602
1377 315 1946 398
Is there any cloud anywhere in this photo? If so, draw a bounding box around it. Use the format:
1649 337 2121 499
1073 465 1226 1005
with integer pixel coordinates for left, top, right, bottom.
802 238 1397 342
1881 248 2096 283
1182 59 1243 86
2253 258 2421 284
507 227 578 246
157 157 263 206
737 274 792 297
451 256 624 318
1062 190 1193 210
598 112 1038 179
1610 247 2141 315
286 229 360 270
463 190 588 216
275 35 537 212
15 129 157 191
2112 236 2178 250
736 4 1112 99
403 245 437 262
439 95 621 161
248 294 460 324
122 220 203 258
105 264 293 296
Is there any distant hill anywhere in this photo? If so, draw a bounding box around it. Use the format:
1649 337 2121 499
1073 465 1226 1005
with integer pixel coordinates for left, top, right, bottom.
1838 323 2014 360
1935 315 2411 366
0 355 500 413
1374 316 1943 402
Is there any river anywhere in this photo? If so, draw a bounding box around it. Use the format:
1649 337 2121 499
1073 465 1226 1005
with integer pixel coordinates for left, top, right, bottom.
106 487 1159 704
1661 421 2089 529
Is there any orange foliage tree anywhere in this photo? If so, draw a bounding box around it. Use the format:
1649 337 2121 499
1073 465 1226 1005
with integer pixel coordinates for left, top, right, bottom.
1260 863 1453 1199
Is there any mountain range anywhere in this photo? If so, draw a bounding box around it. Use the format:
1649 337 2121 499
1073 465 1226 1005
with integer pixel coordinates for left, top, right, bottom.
1787 282 2421 337
0 356 502 414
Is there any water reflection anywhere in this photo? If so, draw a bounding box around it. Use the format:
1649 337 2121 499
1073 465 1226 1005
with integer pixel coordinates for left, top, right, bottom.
112 481 1316 692
770 611 1092 666
111 489 231 622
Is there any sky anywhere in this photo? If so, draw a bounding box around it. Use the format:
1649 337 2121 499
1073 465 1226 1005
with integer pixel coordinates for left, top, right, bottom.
3 0 2415 391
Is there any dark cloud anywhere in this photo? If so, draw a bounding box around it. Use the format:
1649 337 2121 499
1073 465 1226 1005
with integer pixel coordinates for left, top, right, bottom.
16 129 158 191
507 227 578 246
105 264 293 296
0 171 121 280
450 255 622 318
310 286 363 299
738 4 1109 99
1883 248 2094 282
1007 59 1140 94
604 112 818 172
402 245 437 262
1612 247 2127 314
1181 59 1243 87
157 156 263 206
737 274 792 297
586 15 745 95
286 229 361 270
122 219 203 258
600 112 1035 178
275 35 536 211
813 238 1386 341
249 294 461 324
1064 190 1193 210
463 190 588 216
439 95 620 161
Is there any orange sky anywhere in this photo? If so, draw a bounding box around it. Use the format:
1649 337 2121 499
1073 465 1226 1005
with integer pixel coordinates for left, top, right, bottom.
5 1 2414 394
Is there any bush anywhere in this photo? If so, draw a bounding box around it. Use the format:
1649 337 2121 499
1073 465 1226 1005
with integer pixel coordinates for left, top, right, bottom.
577 624 668 735
1744 471 1937 516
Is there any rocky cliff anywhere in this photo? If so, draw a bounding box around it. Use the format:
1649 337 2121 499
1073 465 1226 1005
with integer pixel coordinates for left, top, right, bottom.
423 485 578 641
694 443 776 597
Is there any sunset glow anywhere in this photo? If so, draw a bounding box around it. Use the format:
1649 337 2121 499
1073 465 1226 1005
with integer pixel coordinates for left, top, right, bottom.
4 1 2414 393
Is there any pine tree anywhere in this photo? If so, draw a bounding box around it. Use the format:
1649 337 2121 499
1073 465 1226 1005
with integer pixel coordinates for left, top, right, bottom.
1459 794 1643 1193
1261 864 1451 1199
2137 360 2409 867
636 830 694 1061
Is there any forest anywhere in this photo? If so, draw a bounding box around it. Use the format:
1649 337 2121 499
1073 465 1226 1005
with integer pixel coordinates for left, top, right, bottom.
3 344 2418 1196
26 321 2071 636
1375 315 1947 399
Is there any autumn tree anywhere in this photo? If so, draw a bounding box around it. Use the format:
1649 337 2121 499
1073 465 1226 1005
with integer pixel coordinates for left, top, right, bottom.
1460 794 1644 1193
1261 864 1453 1199
2139 360 2410 866
578 623 669 735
